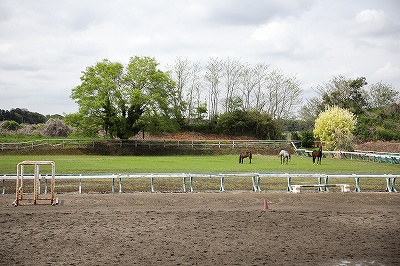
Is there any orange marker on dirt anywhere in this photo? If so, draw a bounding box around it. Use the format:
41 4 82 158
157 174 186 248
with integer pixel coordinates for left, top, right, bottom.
264 198 268 211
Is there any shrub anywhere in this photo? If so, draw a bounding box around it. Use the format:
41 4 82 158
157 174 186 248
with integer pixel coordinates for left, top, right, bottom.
314 106 357 150
1 121 22 131
300 131 314 148
43 119 72 137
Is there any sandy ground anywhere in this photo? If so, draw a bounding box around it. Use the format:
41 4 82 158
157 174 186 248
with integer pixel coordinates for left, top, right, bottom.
0 192 399 266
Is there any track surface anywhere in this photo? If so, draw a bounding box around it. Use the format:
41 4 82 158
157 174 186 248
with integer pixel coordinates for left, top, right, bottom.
1 192 399 265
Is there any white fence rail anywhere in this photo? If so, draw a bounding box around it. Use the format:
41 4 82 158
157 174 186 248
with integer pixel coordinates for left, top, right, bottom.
2 173 398 194
293 144 400 164
0 139 299 151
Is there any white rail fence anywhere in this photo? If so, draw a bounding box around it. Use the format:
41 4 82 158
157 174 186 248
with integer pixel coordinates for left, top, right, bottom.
0 139 298 151
292 142 400 164
1 173 398 194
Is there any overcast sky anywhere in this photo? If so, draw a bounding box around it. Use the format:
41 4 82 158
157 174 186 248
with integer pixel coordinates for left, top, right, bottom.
1 0 399 116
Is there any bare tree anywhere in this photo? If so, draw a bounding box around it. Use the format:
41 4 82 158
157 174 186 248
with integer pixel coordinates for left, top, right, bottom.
168 56 191 113
252 63 270 112
369 81 399 108
240 63 256 111
221 58 243 113
265 69 302 119
205 57 222 119
188 61 202 121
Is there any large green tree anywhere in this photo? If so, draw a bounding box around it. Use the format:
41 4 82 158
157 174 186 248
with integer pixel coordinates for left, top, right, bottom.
70 56 181 138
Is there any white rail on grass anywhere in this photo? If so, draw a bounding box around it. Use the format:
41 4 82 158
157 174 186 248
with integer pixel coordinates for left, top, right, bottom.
291 142 400 164
0 139 300 151
1 173 398 194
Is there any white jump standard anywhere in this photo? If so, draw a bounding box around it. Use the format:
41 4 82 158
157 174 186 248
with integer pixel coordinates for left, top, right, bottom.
13 161 57 206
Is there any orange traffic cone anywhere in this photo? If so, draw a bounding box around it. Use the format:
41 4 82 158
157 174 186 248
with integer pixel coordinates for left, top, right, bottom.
264 198 268 211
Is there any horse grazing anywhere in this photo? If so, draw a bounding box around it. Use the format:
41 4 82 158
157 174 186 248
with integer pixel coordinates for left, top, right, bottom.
239 151 252 164
279 150 291 164
312 146 323 165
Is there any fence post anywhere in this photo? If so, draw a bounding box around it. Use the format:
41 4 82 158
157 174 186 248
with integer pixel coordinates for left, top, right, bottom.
119 176 122 193
354 175 361 192
287 174 292 192
111 177 115 194
318 175 323 192
79 175 82 194
252 175 257 192
220 174 225 192
251 174 260 192
324 175 329 192
2 178 5 194
151 175 155 192
392 177 397 192
385 175 391 192
256 174 261 192
189 175 193 192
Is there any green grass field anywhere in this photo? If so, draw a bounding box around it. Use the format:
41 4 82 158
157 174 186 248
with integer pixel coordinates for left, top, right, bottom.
1 154 398 193
0 154 398 174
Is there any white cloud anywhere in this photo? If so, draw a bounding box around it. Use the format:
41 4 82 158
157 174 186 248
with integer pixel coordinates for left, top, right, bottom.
372 62 400 83
0 0 399 115
251 20 295 53
355 9 385 24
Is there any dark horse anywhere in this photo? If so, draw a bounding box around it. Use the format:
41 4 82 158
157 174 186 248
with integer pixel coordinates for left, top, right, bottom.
312 146 323 165
239 151 252 163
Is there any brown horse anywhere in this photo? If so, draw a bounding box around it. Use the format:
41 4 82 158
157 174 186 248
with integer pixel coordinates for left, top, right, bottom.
239 151 252 163
312 146 323 165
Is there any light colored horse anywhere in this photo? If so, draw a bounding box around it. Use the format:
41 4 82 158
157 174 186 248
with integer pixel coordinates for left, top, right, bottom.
279 150 291 164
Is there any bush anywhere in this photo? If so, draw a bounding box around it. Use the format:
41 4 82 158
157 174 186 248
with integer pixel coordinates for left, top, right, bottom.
376 126 399 141
314 106 357 150
216 110 280 139
290 131 300 140
1 121 22 131
43 119 72 137
300 131 314 148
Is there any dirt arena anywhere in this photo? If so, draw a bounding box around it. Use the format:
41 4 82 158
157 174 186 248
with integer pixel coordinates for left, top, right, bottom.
1 192 399 266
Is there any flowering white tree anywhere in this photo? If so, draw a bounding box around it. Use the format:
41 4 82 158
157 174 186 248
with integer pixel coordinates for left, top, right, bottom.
313 106 357 151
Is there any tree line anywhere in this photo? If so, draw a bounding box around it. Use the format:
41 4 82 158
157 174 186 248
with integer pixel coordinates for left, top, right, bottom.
300 75 400 141
2 55 399 144
0 108 46 124
64 56 302 139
